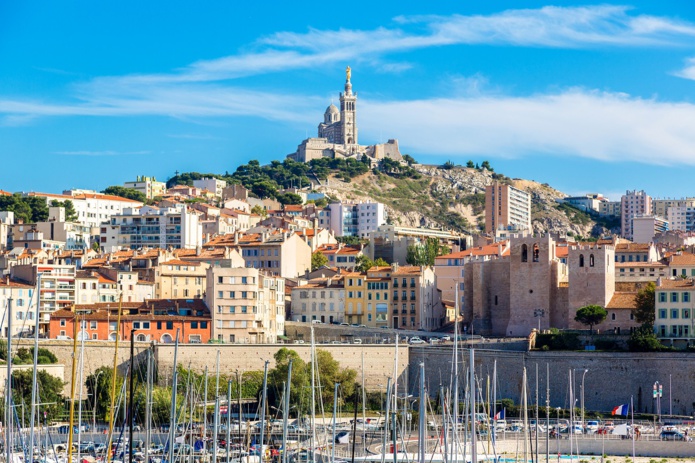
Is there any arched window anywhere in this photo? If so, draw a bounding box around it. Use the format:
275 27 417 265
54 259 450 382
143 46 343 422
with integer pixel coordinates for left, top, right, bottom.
532 244 540 262
579 255 585 267
161 333 173 344
137 334 147 342
589 254 595 267
521 244 528 263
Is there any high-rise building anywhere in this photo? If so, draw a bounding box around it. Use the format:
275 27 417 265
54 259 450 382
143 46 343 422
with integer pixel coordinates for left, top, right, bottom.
123 176 166 200
620 190 652 240
485 181 532 234
321 201 386 238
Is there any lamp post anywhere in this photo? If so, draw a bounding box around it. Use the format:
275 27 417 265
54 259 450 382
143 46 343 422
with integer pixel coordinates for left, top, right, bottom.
580 369 588 432
653 381 663 423
534 309 546 333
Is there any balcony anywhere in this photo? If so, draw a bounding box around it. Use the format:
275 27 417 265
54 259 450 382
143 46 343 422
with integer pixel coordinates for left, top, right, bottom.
393 295 398 301
393 282 399 288
410 283 416 288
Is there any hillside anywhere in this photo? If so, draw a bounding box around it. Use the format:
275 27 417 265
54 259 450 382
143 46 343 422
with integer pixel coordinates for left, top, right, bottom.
167 159 619 238
316 164 618 238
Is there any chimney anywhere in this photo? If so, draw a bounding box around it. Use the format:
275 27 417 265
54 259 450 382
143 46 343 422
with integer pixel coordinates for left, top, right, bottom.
392 262 399 272
196 245 202 256
656 277 662 287
234 231 239 244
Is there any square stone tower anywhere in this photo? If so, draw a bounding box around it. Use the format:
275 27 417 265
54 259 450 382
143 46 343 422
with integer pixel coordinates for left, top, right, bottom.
566 244 615 329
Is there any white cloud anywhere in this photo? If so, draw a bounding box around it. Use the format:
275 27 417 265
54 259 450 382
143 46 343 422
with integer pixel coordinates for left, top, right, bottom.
54 150 151 156
360 89 695 166
674 57 695 80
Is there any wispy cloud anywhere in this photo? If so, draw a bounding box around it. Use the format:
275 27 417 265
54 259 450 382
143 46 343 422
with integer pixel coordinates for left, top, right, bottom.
674 57 695 80
54 150 151 156
360 89 695 166
166 133 223 140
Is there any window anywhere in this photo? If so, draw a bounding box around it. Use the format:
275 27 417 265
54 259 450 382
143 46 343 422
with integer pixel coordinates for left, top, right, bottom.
191 321 198 329
671 309 679 319
143 322 150 329
683 309 690 319
659 309 667 319
579 255 584 267
611 313 616 320
589 254 594 267
684 292 690 303
521 244 528 262
166 321 173 329
671 292 678 303
60 319 66 327
90 321 97 330
659 292 666 303
201 321 207 329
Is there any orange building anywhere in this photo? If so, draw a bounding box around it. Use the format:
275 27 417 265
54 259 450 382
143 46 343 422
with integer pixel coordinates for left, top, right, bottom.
49 299 211 343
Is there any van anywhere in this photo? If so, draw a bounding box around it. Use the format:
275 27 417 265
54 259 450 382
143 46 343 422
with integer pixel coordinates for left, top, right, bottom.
311 320 322 324
353 339 362 344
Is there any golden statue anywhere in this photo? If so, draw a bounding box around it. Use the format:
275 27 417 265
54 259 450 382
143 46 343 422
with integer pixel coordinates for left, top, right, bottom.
346 65 351 81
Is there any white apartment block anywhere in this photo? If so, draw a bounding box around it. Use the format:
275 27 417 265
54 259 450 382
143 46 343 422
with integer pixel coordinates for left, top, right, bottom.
75 271 119 304
621 190 652 241
205 266 285 344
29 190 143 229
653 198 695 220
320 201 386 238
123 175 167 200
193 178 227 198
632 215 668 243
667 205 695 232
485 181 532 234
0 278 37 337
100 204 202 252
290 277 345 324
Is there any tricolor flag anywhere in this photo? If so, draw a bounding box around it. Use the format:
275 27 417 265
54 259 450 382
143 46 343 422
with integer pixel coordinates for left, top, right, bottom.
494 409 505 420
611 403 629 416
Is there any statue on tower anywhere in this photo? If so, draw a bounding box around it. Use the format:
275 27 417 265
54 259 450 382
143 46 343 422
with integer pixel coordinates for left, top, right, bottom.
346 65 351 82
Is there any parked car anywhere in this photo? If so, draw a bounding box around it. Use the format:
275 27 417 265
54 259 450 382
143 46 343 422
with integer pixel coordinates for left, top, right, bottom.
353 338 363 344
660 430 692 441
439 335 451 342
409 336 426 345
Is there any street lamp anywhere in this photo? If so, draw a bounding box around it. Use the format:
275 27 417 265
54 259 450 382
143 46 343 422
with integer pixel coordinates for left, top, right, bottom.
653 381 663 423
533 309 545 333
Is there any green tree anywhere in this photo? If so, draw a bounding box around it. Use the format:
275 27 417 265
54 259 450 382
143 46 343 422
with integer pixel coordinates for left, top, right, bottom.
92 240 101 252
311 252 328 271
310 350 357 409
628 325 664 352
268 348 310 415
633 282 655 328
406 237 450 266
8 369 65 424
574 305 608 334
466 160 475 168
374 257 389 267
86 366 124 421
336 236 362 246
250 205 268 217
481 160 493 171
102 186 146 203
402 154 416 166
277 193 303 205
49 199 79 221
355 255 374 273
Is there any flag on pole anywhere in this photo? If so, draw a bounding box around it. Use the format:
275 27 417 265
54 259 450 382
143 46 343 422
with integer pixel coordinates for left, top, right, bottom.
494 409 505 420
612 404 629 416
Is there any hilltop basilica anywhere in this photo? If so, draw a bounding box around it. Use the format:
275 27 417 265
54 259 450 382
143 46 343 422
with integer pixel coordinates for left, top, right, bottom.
288 67 403 164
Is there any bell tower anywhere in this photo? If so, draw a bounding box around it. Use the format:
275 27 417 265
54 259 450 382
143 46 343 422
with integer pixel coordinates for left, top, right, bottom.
339 66 358 145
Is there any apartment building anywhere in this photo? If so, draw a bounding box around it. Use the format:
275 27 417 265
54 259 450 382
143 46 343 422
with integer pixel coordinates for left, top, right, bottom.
632 215 668 243
654 278 695 345
154 259 208 299
0 277 36 337
206 231 311 278
205 266 285 343
10 263 76 334
389 264 441 330
0 211 13 251
291 276 345 324
100 204 202 252
316 243 363 270
49 299 211 343
653 198 695 220
193 178 226 198
29 190 143 229
319 201 386 238
369 224 467 265
123 176 167 200
75 271 119 304
599 201 621 218
33 206 92 250
620 190 652 240
343 267 391 327
485 181 532 234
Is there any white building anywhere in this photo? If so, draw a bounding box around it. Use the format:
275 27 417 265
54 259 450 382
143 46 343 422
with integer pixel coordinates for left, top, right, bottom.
667 205 695 232
319 201 386 238
485 181 532 234
34 206 92 250
100 204 203 252
193 178 227 198
0 277 36 337
632 215 669 244
0 211 13 251
123 176 167 200
28 190 143 229
621 190 652 241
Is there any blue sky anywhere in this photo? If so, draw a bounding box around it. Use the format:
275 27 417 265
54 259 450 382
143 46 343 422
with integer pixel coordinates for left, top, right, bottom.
2 2 695 200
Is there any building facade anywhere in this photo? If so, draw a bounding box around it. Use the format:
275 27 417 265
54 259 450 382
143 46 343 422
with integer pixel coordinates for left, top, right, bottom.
291 276 345 324
655 278 695 346
485 181 532 234
154 259 208 299
621 190 652 240
123 176 166 200
205 266 285 343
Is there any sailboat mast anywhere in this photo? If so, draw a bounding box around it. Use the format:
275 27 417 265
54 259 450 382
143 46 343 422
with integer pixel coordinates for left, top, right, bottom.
331 383 339 463
282 361 293 463
28 275 42 458
129 329 136 463
469 349 476 463
225 379 232 461
167 330 180 463
361 351 366 452
258 361 269 463
380 377 391 463
5 296 12 463
145 348 152 463
213 351 220 463
310 326 317 452
418 363 426 463
77 319 86 463
67 316 80 463
107 294 125 463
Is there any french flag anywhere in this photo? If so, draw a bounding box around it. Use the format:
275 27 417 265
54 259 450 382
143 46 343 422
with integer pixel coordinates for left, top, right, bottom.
494 409 505 420
612 404 629 416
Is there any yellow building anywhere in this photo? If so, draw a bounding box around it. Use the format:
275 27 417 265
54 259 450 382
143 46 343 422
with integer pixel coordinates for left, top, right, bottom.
343 266 390 327
155 259 209 299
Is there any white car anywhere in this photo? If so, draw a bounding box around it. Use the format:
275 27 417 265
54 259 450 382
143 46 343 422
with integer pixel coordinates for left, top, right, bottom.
409 336 426 345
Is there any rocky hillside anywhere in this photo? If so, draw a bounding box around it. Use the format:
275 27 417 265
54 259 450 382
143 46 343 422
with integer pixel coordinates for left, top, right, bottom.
318 164 616 238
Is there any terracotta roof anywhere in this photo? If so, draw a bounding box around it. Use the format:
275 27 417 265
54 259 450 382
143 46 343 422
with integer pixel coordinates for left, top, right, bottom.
615 243 651 252
668 253 695 266
606 292 637 310
555 247 569 259
0 278 33 289
392 265 422 275
98 275 117 284
160 259 201 267
0 190 11 196
435 241 509 261
75 271 99 279
657 278 695 289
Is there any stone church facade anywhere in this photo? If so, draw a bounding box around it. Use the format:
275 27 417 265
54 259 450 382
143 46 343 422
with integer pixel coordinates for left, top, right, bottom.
288 67 403 164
